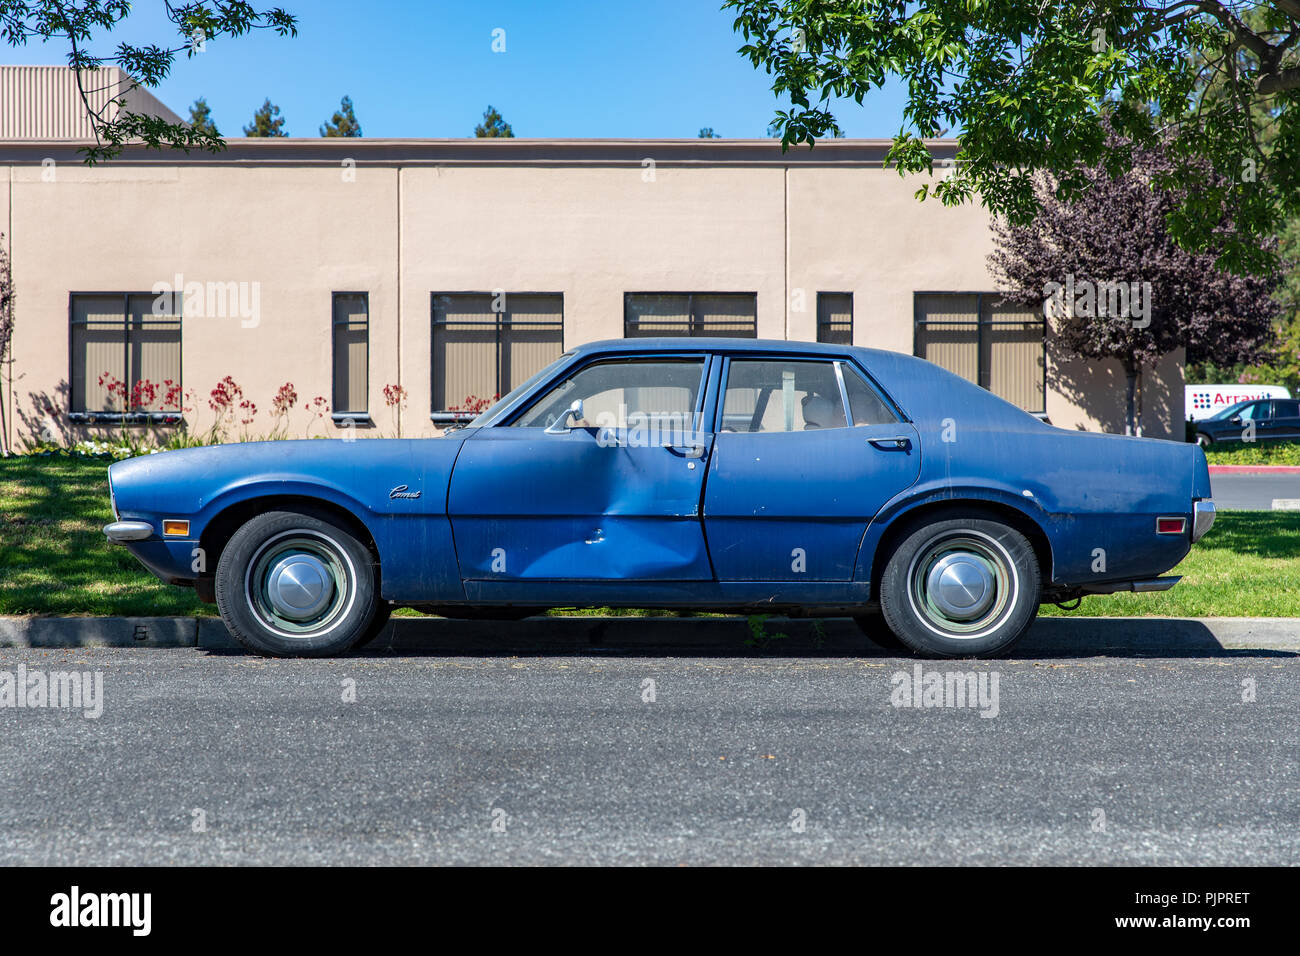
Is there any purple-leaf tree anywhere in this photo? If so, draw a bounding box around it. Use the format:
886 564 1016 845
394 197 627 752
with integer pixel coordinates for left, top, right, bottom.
990 136 1280 436
0 235 13 456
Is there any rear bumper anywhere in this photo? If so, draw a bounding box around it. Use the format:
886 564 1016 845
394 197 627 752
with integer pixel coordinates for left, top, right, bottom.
1192 500 1216 543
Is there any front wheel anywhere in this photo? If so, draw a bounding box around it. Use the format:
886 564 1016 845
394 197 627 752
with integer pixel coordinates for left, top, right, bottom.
215 510 383 657
878 514 1040 658
1195 433 1212 449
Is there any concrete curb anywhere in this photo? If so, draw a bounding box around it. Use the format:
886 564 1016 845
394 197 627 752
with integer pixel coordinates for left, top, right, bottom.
1209 464 1300 475
1 614 1298 654
0 616 198 648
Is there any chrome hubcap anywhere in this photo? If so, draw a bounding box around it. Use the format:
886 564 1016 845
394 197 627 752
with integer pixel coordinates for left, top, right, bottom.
907 532 1016 638
245 531 352 637
926 552 995 620
266 552 334 620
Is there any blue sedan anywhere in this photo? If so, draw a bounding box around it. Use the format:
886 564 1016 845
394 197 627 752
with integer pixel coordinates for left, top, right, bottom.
104 339 1216 658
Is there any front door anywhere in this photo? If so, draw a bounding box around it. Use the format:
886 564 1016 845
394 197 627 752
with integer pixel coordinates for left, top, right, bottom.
448 355 714 581
703 356 921 581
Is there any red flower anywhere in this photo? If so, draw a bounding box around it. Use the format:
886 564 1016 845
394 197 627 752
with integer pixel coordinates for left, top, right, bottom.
272 382 298 416
209 375 244 413
130 378 158 411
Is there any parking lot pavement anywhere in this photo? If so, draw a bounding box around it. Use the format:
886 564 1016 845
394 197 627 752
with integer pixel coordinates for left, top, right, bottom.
1209 472 1300 510
1 644 1296 865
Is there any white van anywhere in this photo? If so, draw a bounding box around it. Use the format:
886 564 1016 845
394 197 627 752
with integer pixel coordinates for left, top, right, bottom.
1186 384 1292 420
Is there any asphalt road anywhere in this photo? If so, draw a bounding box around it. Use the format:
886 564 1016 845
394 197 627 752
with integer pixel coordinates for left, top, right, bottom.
1211 473 1300 510
2 644 1297 865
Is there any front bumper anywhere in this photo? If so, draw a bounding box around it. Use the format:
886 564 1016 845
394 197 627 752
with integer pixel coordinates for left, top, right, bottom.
103 520 153 542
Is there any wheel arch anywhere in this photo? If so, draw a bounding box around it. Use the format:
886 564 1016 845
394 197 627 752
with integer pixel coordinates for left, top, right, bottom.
196 494 381 601
864 498 1054 603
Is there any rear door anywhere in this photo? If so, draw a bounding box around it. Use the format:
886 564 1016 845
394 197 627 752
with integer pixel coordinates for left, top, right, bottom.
1268 400 1300 441
702 356 920 581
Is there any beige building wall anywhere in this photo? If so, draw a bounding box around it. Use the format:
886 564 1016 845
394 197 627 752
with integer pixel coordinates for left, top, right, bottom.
5 157 398 442
1048 341 1185 438
786 166 997 350
399 163 788 435
0 137 1185 445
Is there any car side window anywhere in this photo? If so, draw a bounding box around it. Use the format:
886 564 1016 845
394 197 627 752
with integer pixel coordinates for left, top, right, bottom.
1239 402 1268 422
1273 400 1299 418
721 359 847 433
841 364 897 426
509 358 705 430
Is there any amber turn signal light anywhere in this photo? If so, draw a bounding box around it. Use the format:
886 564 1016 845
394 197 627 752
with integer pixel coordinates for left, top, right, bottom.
162 519 190 537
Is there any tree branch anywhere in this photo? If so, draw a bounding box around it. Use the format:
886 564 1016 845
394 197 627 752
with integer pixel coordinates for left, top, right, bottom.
1257 62 1300 92
1271 0 1300 24
1195 1 1275 63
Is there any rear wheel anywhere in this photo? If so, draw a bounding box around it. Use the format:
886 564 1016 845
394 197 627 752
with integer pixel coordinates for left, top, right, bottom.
215 510 382 657
878 514 1040 658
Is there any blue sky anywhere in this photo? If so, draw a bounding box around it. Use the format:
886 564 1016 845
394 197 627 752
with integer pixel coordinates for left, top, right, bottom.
4 0 910 138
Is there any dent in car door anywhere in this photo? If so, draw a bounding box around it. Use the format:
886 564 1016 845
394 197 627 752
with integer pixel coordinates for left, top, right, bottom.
703 357 920 581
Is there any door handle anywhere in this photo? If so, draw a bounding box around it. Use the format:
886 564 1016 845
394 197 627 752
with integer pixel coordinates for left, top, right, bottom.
666 442 707 458
868 436 912 450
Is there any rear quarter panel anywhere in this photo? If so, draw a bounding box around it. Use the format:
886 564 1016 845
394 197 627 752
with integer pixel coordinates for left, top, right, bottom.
855 350 1198 587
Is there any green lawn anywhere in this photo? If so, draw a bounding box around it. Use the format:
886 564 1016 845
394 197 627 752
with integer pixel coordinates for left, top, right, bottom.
1204 439 1300 465
1 455 1297 618
0 455 212 617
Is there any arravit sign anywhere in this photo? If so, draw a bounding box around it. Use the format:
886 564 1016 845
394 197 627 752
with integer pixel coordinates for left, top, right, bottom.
1186 384 1291 420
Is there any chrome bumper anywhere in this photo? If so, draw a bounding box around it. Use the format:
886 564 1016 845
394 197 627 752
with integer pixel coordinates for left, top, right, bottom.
103 520 153 542
1192 500 1216 542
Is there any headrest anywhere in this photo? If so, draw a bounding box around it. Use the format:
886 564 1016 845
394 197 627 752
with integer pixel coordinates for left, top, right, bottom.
802 395 836 429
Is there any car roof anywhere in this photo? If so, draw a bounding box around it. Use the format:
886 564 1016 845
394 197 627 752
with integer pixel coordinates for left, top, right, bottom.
571 337 890 361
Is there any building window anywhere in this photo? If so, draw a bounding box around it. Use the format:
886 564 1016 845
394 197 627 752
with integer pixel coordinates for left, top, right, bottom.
816 292 853 345
624 293 757 338
431 293 564 418
332 293 369 416
70 292 182 419
913 292 1046 413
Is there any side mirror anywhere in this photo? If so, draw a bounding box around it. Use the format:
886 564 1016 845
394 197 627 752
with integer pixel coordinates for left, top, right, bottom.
544 399 584 434
1229 415 1242 425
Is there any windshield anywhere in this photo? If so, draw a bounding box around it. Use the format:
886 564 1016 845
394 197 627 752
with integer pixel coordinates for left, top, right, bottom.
467 351 576 426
